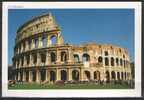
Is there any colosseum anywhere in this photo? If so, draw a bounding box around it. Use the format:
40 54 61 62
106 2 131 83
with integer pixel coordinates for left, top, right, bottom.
12 12 132 84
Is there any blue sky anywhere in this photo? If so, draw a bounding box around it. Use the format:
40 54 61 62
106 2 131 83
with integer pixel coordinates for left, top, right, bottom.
8 9 134 64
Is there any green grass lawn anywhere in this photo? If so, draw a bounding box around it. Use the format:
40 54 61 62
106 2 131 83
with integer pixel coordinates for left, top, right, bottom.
8 82 132 89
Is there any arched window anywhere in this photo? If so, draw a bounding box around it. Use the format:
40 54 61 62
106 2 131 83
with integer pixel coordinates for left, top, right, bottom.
23 42 25 51
34 38 38 48
51 35 57 45
51 52 56 63
28 39 31 49
111 71 116 80
120 59 123 66
105 57 109 66
21 56 24 66
26 55 30 65
82 53 90 62
105 51 108 56
42 35 47 47
74 54 80 63
41 53 46 63
116 58 119 66
61 51 67 62
98 56 103 63
33 54 37 64
111 57 114 66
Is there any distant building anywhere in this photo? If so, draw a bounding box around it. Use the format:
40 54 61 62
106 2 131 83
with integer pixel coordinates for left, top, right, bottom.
12 13 132 83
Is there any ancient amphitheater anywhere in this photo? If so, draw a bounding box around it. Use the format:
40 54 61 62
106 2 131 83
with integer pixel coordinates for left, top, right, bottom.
12 13 132 84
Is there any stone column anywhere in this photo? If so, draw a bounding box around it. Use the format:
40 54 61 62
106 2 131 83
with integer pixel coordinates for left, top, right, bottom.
37 53 41 66
22 71 26 82
25 40 28 51
38 37 42 48
29 71 33 82
36 69 40 83
18 71 20 81
119 71 122 80
45 69 50 82
56 50 60 64
67 48 72 63
68 68 72 81
47 36 50 47
80 68 84 81
115 71 118 81
32 39 35 49
91 71 94 80
23 56 27 68
45 52 50 65
56 69 60 81
30 54 33 67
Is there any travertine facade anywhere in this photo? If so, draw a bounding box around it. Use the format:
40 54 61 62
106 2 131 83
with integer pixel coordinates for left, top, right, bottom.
12 13 132 84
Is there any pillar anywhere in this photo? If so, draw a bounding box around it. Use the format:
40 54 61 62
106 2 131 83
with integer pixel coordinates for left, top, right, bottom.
80 68 84 81
29 71 33 82
45 52 50 65
68 68 72 81
22 71 26 82
37 53 41 66
67 48 72 63
45 69 50 82
38 37 42 48
56 50 60 64
32 39 35 49
36 69 40 83
18 71 20 81
30 54 33 67
56 69 60 81
115 71 118 81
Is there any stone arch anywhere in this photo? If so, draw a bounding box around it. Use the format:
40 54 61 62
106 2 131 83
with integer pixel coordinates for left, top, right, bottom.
61 70 67 81
26 71 29 82
111 57 114 66
82 53 90 62
105 71 110 82
94 71 100 80
73 54 80 63
50 35 57 45
40 69 46 82
50 52 56 63
120 58 123 66
50 70 56 82
33 54 37 64
34 38 39 48
111 71 116 80
61 51 67 62
40 53 46 63
116 58 119 66
121 72 123 80
117 72 120 80
84 70 91 80
98 56 103 63
72 70 79 81
42 34 47 47
105 57 109 66
32 70 36 82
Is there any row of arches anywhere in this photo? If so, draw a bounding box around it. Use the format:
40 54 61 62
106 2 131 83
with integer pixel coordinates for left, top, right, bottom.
16 69 130 82
15 34 57 54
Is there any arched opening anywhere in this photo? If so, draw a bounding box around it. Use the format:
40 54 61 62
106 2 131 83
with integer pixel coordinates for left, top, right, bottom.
125 72 127 80
72 70 79 81
94 71 100 80
105 57 109 66
40 69 46 82
34 38 39 48
50 52 56 63
120 59 123 66
61 51 67 62
111 71 116 80
26 71 29 82
111 57 114 66
20 71 23 81
121 72 123 80
82 53 90 62
104 51 108 56
50 35 57 45
26 55 30 65
50 71 56 82
105 71 110 82
61 70 67 81
21 57 24 66
32 70 36 82
28 39 31 49
123 60 125 67
98 56 103 63
74 54 80 63
42 34 47 47
117 72 120 80
84 71 91 80
33 54 37 64
116 58 119 66
41 53 46 63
